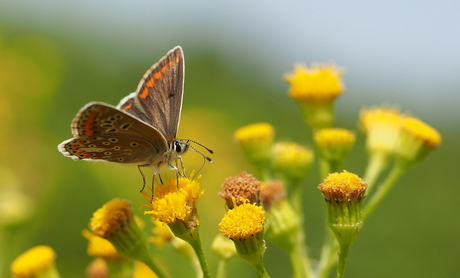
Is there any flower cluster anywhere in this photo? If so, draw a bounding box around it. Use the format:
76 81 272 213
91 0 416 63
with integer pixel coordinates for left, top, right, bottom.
10 58 441 278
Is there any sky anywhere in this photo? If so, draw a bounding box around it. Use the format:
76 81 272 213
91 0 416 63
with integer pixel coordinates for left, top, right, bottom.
1 0 459 124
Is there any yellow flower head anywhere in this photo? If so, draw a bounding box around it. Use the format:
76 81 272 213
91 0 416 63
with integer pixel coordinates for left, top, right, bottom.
401 117 441 149
285 63 344 102
359 105 405 155
219 199 265 240
318 170 368 203
285 63 344 129
219 171 261 208
145 172 203 227
82 229 120 259
314 128 356 161
90 199 133 238
89 199 153 268
271 141 314 182
318 171 366 251
234 122 274 146
234 123 275 165
396 117 441 167
10 245 57 278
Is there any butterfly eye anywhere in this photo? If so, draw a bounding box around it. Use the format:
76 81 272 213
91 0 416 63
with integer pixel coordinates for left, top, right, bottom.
175 142 182 153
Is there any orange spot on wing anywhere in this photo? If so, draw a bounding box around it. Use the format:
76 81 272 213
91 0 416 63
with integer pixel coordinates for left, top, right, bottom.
122 103 133 111
175 57 181 64
84 130 94 136
146 77 154 87
83 153 92 158
140 87 149 99
153 72 162 80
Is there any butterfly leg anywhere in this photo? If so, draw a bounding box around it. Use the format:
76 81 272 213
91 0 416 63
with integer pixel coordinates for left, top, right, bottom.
172 156 187 178
137 164 154 192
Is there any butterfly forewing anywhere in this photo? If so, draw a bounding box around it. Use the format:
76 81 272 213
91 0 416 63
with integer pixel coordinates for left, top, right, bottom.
120 46 184 143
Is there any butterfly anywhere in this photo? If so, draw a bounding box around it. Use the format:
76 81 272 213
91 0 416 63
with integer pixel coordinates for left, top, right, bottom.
58 46 212 189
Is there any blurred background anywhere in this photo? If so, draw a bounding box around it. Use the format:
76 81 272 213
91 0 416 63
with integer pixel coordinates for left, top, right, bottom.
1 1 459 277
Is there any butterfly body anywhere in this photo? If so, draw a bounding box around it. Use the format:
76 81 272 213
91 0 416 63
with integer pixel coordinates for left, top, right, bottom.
58 46 192 173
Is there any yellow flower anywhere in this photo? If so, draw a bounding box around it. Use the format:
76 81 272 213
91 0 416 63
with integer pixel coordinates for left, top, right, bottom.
89 199 165 277
285 63 344 128
219 199 267 275
318 170 368 203
90 199 133 238
314 128 356 161
219 171 261 208
145 172 203 228
359 105 405 155
10 245 59 278
285 63 344 102
271 141 314 182
396 116 441 168
219 199 265 240
234 123 274 168
318 171 367 277
82 229 120 260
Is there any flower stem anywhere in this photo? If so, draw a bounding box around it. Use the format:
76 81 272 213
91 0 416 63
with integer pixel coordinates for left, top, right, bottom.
138 250 169 278
215 259 227 278
336 240 352 278
188 235 211 278
363 151 390 192
317 228 339 278
286 181 314 278
363 165 405 220
288 238 314 278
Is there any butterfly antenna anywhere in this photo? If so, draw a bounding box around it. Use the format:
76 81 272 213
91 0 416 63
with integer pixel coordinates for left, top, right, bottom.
180 139 213 163
180 139 214 154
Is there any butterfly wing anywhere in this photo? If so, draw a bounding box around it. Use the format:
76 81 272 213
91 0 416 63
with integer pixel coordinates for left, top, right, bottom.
117 46 184 143
59 102 168 164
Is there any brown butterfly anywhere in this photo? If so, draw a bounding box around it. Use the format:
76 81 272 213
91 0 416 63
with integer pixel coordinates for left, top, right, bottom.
58 46 212 188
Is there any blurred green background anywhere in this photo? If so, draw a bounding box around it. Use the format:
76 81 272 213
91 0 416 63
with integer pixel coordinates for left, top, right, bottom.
1 1 459 277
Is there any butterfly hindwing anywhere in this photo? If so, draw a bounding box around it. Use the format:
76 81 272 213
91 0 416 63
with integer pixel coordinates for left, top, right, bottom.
59 102 168 164
59 135 161 163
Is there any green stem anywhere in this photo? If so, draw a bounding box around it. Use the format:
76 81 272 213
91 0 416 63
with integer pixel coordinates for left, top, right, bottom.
363 165 405 220
317 228 339 278
141 253 169 278
288 239 314 278
249 260 271 278
289 181 303 219
215 259 227 278
363 152 390 193
336 241 352 278
286 180 314 278
319 157 331 181
188 236 211 278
